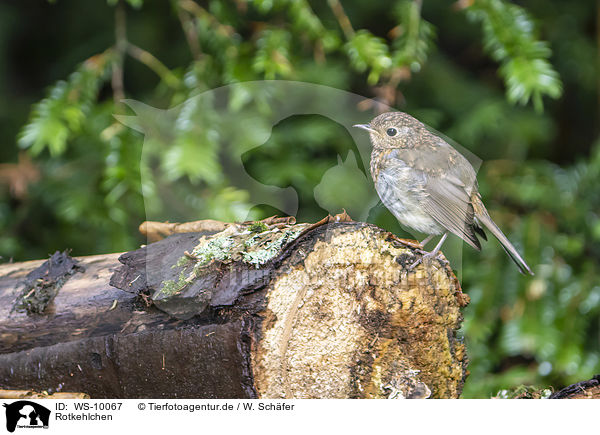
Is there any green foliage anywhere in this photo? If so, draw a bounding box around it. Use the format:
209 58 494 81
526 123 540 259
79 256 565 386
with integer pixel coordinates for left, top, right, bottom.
465 0 562 111
286 0 336 49
345 30 392 85
391 0 436 72
253 29 292 79
2 0 597 398
461 142 600 396
18 55 111 156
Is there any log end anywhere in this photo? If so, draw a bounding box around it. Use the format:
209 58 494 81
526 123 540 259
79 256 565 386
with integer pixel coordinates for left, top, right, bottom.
251 223 468 399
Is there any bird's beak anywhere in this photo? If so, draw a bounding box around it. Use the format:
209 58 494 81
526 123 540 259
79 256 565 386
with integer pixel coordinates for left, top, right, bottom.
353 124 378 135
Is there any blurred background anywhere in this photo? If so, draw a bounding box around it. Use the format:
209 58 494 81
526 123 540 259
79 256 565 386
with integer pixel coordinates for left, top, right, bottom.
0 0 598 398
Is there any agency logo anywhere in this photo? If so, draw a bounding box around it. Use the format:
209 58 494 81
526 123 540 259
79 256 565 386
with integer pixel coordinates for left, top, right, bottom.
2 401 50 433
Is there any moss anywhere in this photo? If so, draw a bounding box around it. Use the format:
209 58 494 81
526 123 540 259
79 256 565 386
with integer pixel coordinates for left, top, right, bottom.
17 279 61 314
249 221 269 233
13 251 83 315
174 255 192 268
159 270 188 296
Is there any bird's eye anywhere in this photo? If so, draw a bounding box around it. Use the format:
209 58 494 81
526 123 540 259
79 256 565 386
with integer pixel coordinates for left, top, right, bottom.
386 128 398 137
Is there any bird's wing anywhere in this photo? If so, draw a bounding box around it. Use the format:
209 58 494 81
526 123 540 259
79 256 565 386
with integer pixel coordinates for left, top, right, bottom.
421 173 481 250
391 136 482 250
380 147 481 249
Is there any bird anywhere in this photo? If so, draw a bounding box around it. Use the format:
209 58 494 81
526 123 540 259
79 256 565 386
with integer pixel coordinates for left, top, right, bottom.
353 111 533 275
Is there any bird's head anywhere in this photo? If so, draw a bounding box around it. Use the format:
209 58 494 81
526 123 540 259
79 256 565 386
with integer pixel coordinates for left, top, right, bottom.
353 112 425 149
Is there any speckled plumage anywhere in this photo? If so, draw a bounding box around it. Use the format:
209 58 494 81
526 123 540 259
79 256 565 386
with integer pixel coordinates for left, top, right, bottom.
355 111 533 275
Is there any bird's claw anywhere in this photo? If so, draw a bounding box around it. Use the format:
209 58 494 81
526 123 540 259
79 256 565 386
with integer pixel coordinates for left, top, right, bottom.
409 251 447 270
409 258 421 270
409 255 426 270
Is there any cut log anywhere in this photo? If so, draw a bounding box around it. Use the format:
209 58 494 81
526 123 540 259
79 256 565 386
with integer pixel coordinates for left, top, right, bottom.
0 220 469 398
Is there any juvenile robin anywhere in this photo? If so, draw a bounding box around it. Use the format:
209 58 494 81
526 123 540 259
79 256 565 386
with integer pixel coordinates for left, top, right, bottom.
354 112 533 275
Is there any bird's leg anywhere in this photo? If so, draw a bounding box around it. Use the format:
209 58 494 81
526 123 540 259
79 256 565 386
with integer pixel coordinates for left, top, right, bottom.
420 234 434 248
410 232 448 270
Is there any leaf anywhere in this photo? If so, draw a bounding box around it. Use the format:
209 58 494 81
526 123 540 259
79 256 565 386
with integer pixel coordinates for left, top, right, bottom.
391 0 436 72
252 29 293 79
17 54 109 156
162 132 222 185
465 0 562 110
345 30 392 84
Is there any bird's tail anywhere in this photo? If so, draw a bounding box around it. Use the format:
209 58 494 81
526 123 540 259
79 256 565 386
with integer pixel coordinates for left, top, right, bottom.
473 197 534 275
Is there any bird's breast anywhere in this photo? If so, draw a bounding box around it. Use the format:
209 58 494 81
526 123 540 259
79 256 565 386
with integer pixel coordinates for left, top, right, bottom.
371 150 443 235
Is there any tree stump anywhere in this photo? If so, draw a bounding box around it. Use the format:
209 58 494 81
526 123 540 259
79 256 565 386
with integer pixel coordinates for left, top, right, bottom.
0 219 469 398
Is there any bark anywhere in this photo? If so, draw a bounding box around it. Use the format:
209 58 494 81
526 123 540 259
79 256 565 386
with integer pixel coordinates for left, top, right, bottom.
549 375 600 399
0 219 469 399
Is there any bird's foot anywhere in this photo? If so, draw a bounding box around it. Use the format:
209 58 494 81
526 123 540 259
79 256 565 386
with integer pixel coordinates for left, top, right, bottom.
409 250 448 270
409 232 449 271
409 252 432 270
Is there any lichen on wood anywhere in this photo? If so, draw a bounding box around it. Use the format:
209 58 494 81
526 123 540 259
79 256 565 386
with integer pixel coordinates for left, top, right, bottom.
13 250 83 314
152 221 311 319
187 223 311 268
